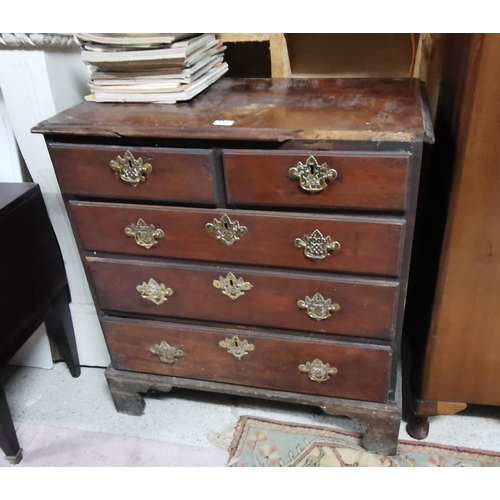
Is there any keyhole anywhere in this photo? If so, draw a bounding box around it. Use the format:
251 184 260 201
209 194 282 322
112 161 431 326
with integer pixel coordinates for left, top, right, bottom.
234 339 240 347
229 279 234 286
224 221 229 230
309 164 315 175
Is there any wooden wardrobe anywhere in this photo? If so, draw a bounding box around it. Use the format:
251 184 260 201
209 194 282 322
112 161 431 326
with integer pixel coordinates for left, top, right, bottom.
406 33 500 438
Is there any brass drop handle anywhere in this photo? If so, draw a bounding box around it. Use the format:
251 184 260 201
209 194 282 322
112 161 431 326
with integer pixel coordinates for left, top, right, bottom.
136 278 173 305
295 229 340 261
125 218 164 249
205 214 248 246
110 150 152 187
288 155 337 193
297 293 340 321
219 335 255 360
150 341 184 364
299 359 338 383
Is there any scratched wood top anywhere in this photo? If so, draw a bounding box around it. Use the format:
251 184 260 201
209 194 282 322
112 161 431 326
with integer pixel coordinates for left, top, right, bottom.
33 78 433 143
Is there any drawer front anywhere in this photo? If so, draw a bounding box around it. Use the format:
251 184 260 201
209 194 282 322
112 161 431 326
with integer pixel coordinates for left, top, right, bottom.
103 317 392 403
71 202 404 276
48 143 219 204
223 150 409 210
88 258 399 339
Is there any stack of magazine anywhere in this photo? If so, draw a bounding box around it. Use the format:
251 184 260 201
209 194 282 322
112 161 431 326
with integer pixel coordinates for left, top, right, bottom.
75 33 228 104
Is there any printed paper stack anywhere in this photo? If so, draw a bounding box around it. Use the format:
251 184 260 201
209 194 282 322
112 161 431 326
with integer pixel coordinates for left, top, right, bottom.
75 33 228 104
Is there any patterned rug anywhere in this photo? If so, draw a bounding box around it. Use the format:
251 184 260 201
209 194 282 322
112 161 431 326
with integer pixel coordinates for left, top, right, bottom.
228 416 500 467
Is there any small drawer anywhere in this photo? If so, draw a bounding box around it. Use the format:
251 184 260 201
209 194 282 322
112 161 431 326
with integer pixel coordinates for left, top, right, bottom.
88 257 399 340
48 143 220 205
223 150 409 211
103 317 392 403
71 202 404 276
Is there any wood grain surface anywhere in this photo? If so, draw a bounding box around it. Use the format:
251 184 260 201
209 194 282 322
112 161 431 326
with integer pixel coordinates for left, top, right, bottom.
103 317 392 402
32 78 430 142
87 257 399 340
48 143 220 204
70 202 404 276
223 150 410 211
421 34 500 406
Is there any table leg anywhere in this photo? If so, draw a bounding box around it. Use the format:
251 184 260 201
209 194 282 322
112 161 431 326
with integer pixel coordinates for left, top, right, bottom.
0 385 22 464
45 286 81 378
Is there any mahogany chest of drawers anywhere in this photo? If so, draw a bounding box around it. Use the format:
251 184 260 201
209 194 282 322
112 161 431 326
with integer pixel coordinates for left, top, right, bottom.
33 78 433 455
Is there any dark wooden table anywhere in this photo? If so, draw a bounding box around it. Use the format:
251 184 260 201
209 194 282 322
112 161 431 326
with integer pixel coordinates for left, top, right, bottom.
0 182 80 464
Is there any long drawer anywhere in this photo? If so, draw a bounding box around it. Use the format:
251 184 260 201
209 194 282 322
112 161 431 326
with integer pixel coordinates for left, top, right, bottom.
88 257 399 340
103 317 392 403
71 202 404 276
48 143 220 205
223 150 410 211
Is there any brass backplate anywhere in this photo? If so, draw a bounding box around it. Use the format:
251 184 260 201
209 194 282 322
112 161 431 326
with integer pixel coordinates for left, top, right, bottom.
219 335 255 360
125 218 164 249
299 358 338 383
297 292 340 321
110 150 152 187
213 272 253 300
150 341 184 364
136 278 173 305
206 214 248 246
295 229 340 261
288 156 337 193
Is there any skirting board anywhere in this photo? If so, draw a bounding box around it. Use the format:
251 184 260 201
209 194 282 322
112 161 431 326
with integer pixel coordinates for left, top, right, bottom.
69 303 110 367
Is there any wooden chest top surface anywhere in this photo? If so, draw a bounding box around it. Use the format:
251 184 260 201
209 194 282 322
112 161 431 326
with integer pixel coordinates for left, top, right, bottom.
32 78 432 143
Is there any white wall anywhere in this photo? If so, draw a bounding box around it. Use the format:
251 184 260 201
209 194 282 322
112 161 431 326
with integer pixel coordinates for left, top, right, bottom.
0 43 110 368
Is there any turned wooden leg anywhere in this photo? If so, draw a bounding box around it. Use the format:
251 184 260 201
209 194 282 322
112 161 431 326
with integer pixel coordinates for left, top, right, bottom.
45 286 80 378
406 416 430 440
105 367 173 416
406 398 467 440
0 385 22 465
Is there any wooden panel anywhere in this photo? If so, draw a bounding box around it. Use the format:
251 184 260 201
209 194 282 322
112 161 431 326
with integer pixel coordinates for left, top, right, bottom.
70 202 404 277
32 78 429 143
223 150 409 211
286 34 414 78
103 317 392 403
88 257 399 340
421 34 500 406
48 143 218 205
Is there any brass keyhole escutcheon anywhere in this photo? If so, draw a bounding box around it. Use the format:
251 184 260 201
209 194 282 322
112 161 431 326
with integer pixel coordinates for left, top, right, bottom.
288 156 337 193
213 272 253 300
205 214 248 246
219 335 255 360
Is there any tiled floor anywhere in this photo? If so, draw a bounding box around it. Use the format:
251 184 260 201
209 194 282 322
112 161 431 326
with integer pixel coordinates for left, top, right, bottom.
2 362 500 466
